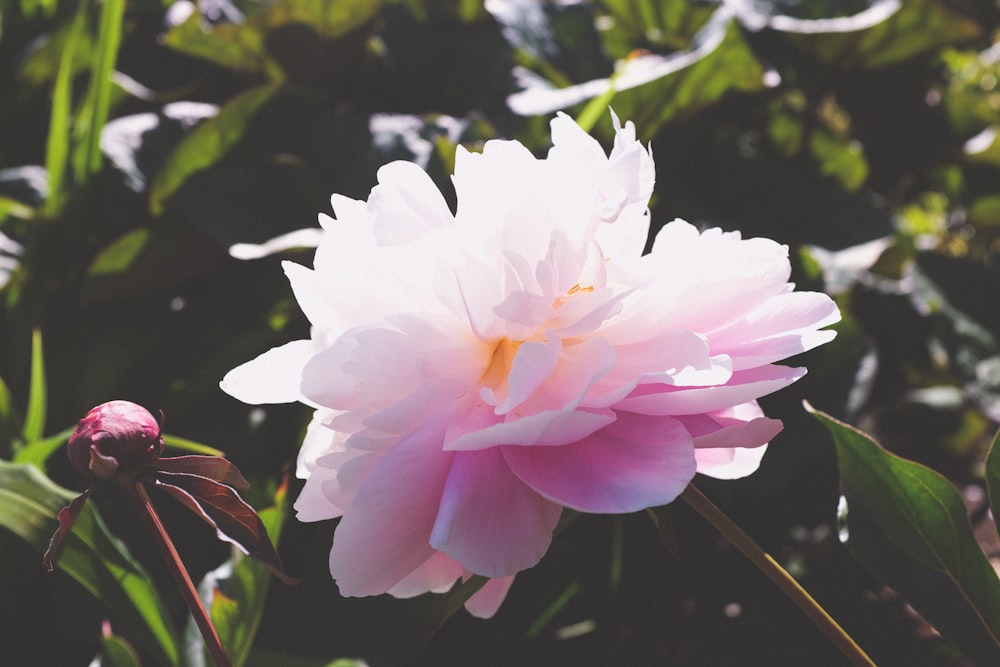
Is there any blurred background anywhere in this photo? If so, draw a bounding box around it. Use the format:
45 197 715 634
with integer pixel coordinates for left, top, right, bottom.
2 0 1000 664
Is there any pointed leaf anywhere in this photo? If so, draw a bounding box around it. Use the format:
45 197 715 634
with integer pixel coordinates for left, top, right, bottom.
162 433 226 457
149 84 280 215
202 477 292 667
808 403 1000 664
0 461 180 666
984 428 1000 538
153 456 249 490
22 328 47 445
43 0 87 217
99 631 143 667
153 472 296 584
13 427 73 472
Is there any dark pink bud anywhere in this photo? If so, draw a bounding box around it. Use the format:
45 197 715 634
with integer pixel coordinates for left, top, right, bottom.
67 401 164 479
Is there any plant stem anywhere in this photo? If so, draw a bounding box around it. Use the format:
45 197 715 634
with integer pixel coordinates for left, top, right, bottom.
126 481 232 667
680 483 875 667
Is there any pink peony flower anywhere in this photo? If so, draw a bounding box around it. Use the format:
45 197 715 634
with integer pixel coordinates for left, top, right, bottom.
221 112 840 618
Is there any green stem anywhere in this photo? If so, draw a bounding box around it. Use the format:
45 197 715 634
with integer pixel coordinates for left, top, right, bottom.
126 482 232 667
680 483 875 667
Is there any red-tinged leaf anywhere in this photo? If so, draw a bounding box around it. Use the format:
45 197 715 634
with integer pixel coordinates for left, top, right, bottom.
151 473 297 585
42 488 91 572
152 456 250 490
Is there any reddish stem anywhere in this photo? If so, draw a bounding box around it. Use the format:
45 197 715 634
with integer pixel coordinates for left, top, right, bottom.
126 481 232 667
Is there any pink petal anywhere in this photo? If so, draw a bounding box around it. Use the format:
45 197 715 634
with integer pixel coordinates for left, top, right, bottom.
616 365 806 415
219 340 313 404
695 444 770 480
465 575 516 619
387 550 465 598
294 465 347 522
445 407 616 451
369 161 454 245
708 291 840 369
329 424 453 597
430 448 562 577
504 412 696 513
495 337 561 414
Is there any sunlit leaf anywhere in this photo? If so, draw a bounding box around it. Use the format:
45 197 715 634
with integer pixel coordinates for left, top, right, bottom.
203 478 291 667
772 0 980 69
13 427 73 472
98 631 143 667
154 455 249 490
0 195 35 222
88 229 151 276
72 0 125 180
161 11 278 77
162 0 382 77
162 433 226 457
509 9 766 139
42 0 87 217
255 0 384 38
153 472 295 584
808 404 1000 665
149 84 280 215
809 129 868 191
0 461 180 666
22 328 46 446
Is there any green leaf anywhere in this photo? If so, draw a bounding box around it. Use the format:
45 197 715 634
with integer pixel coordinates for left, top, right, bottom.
0 195 36 222
161 11 278 77
777 0 980 70
162 433 226 457
13 427 72 472
984 428 1000 540
162 0 382 77
22 328 46 446
255 0 384 39
149 84 281 216
808 129 869 191
72 0 125 180
808 403 1000 665
0 461 180 666
201 478 292 667
99 632 143 667
87 228 151 276
43 0 87 217
510 10 766 139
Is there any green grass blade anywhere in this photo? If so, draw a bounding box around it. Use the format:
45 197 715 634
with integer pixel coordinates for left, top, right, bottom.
0 461 181 665
43 0 87 217
149 83 280 215
161 433 226 457
83 0 124 174
13 427 73 471
22 328 46 445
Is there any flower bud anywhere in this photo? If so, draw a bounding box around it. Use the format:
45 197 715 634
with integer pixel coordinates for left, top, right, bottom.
67 401 164 479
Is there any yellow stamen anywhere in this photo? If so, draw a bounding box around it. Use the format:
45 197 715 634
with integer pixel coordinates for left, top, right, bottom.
482 337 518 389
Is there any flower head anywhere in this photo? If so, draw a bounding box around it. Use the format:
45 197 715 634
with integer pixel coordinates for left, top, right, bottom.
67 400 164 479
221 112 840 617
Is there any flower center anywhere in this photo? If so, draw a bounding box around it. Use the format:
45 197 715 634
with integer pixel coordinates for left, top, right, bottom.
482 337 519 389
